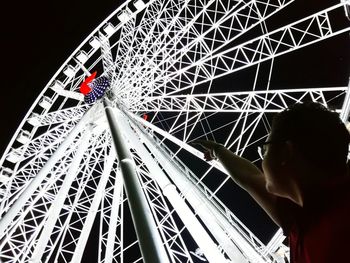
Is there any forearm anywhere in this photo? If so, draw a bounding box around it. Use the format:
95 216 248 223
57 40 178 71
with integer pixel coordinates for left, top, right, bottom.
215 146 286 226
196 140 283 226
214 145 265 191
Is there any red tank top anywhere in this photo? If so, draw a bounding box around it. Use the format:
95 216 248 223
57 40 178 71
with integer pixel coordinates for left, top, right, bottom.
282 176 350 263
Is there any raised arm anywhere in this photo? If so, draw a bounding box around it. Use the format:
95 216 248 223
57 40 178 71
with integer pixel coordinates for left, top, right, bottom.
194 140 287 227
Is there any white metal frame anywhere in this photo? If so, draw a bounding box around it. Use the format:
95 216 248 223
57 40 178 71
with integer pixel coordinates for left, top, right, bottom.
0 0 349 262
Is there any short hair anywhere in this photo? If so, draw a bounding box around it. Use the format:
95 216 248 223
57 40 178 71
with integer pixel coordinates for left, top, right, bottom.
271 102 350 173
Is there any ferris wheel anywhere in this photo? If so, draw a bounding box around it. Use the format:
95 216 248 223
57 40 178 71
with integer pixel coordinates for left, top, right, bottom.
0 0 349 262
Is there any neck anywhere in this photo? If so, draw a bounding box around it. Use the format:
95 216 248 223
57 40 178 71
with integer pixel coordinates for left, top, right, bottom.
291 166 347 207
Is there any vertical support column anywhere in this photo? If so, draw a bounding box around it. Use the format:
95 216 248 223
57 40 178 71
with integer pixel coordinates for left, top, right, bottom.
104 170 122 263
340 78 350 161
340 77 350 123
103 99 169 263
341 0 350 20
116 112 230 263
126 112 266 262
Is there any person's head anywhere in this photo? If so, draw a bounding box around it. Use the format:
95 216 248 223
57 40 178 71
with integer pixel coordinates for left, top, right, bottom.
262 102 350 201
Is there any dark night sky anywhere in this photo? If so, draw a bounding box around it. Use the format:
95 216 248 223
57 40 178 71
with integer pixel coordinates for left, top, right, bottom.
1 0 125 155
0 0 349 261
1 0 348 156
1 1 349 167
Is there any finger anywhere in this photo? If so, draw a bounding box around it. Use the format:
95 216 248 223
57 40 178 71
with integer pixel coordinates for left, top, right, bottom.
192 139 211 149
204 150 216 161
191 139 206 146
204 151 211 161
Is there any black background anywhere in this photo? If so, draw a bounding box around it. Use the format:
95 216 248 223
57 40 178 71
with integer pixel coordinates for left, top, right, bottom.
1 1 349 159
0 0 124 155
1 0 349 261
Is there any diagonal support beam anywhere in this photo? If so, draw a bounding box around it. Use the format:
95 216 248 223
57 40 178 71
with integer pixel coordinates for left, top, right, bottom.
125 111 227 174
138 2 350 97
70 147 116 263
30 105 90 126
30 128 92 263
132 87 347 113
0 105 95 239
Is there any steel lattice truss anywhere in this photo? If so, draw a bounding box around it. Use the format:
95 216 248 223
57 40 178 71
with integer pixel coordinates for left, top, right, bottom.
0 0 349 262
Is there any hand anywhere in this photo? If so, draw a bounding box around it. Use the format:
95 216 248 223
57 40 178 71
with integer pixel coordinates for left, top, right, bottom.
192 140 224 161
